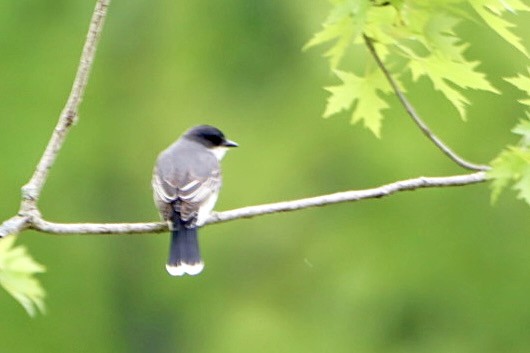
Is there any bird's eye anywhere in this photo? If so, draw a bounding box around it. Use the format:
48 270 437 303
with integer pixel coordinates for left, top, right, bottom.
202 133 223 146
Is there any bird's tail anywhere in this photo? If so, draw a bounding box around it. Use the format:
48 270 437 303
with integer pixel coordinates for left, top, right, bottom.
166 217 204 276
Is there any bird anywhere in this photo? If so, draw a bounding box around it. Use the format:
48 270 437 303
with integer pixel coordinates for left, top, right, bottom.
152 125 238 276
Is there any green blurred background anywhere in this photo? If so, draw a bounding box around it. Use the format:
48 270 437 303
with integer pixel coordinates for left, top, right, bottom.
1 1 530 352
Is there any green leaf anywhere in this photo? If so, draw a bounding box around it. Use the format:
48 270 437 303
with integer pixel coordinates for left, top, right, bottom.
489 115 530 205
303 0 369 69
470 0 530 57
409 53 499 119
513 114 530 146
0 235 46 317
421 14 464 60
489 147 530 203
323 69 392 137
505 68 530 106
513 165 530 204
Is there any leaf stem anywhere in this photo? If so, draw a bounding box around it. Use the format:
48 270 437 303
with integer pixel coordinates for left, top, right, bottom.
363 34 490 172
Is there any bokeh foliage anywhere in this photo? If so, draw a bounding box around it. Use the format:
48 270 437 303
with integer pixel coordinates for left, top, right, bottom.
1 1 530 353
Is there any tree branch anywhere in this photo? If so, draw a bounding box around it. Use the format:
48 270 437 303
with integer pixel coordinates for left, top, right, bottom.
0 216 31 238
0 3 489 239
362 34 490 172
25 172 486 235
0 0 111 238
21 0 110 205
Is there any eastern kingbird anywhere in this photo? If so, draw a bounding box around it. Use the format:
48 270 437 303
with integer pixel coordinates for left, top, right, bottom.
152 125 238 276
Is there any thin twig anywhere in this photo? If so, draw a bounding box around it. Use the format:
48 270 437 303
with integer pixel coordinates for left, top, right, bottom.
25 172 486 235
21 0 111 205
0 0 111 238
363 34 490 172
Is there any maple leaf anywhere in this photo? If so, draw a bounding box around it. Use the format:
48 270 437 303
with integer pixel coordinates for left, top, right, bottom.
323 69 393 137
304 0 369 69
409 53 499 120
505 68 530 106
0 236 46 317
470 0 530 57
489 115 530 206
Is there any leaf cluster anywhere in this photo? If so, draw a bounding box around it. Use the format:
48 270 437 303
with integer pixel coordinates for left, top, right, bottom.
305 0 529 137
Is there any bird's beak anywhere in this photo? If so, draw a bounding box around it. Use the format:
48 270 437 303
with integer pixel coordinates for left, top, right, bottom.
223 139 239 147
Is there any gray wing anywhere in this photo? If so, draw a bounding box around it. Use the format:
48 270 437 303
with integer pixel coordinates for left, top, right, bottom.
152 147 221 224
